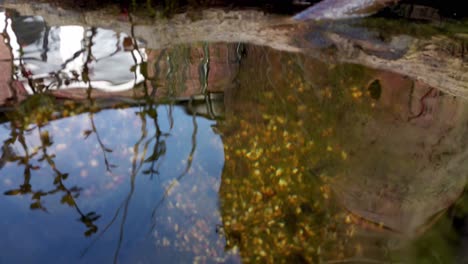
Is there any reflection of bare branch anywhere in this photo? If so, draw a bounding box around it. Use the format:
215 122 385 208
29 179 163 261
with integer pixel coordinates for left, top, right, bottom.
82 27 97 100
0 145 15 169
129 19 140 92
21 26 123 93
94 32 121 62
151 48 167 97
2 126 37 197
84 113 116 172
7 3 468 98
166 104 174 129
36 126 100 236
80 202 124 258
182 100 198 177
80 103 160 262
149 101 198 233
60 48 86 68
142 104 168 180
199 42 210 96
17 47 37 94
113 109 151 264
2 121 100 237
41 25 50 62
80 102 169 260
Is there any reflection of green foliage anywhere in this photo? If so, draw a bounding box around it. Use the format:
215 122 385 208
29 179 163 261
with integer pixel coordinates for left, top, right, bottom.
1 95 172 240
393 215 458 263
360 17 468 39
394 190 468 263
218 46 378 262
6 94 100 128
2 97 113 237
14 94 56 127
3 122 101 236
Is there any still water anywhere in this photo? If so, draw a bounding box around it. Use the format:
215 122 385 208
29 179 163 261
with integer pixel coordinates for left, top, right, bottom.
1 4 468 264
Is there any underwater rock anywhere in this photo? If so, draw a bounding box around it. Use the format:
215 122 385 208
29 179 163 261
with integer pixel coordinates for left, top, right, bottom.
334 71 468 235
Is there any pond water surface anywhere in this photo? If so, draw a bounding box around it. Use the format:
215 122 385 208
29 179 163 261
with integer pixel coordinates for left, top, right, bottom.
1 5 468 264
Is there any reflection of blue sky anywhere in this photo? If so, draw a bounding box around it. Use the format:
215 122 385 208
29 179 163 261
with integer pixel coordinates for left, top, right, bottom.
0 106 226 263
1 12 146 93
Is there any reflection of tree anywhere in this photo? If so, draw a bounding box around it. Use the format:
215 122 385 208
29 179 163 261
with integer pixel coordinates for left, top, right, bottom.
77 98 198 262
0 145 15 169
77 27 119 172
9 15 78 93
2 118 100 237
149 101 198 233
3 10 233 260
6 11 136 99
8 17 102 96
0 94 179 246
79 100 172 263
83 112 116 172
83 27 97 99
141 102 168 179
112 108 149 264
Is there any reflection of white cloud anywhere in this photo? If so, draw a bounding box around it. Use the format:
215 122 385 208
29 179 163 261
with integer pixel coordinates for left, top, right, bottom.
52 79 145 92
4 14 147 94
0 12 4 32
60 26 84 74
4 18 21 77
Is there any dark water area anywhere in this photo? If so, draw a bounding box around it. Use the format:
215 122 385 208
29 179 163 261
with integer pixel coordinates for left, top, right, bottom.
1 4 468 264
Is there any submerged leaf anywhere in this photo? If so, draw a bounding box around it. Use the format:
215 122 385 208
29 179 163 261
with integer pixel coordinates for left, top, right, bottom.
30 201 42 210
4 189 22 196
61 194 75 206
83 130 93 138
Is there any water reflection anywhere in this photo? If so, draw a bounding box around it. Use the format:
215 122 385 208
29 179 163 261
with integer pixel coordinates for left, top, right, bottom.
6 11 146 93
0 9 234 262
0 101 228 263
0 9 239 105
218 46 468 262
1 4 468 264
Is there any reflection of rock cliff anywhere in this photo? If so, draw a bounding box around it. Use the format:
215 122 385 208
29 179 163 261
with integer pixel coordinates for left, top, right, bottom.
218 45 468 262
335 72 468 235
145 43 240 99
3 2 468 99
